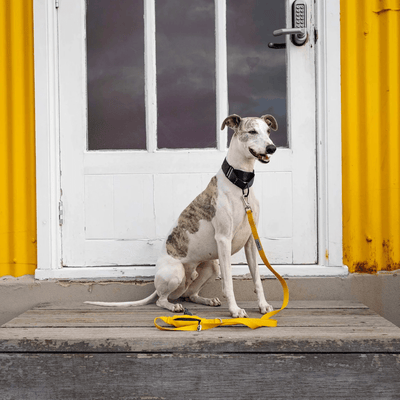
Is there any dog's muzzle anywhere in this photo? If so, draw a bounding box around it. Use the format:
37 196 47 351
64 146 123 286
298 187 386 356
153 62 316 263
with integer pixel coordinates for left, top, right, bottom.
249 148 270 164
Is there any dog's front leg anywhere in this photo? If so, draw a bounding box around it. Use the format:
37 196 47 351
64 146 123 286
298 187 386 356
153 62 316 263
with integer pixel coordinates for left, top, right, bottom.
215 235 248 318
244 236 274 314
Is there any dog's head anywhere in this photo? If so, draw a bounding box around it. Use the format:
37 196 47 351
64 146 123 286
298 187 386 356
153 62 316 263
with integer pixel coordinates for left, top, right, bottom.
221 114 278 164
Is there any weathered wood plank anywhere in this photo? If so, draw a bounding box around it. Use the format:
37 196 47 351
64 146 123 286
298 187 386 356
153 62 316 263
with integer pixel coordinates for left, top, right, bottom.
1 353 399 400
2 301 398 399
3 308 390 329
1 326 399 353
31 299 368 310
1 301 399 353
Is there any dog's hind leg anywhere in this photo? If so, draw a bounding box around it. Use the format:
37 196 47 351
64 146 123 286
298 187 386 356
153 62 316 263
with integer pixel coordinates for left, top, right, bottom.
154 255 186 312
183 260 221 307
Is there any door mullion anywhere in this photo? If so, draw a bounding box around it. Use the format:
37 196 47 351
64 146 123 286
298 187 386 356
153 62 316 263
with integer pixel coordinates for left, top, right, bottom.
215 0 228 151
144 0 157 153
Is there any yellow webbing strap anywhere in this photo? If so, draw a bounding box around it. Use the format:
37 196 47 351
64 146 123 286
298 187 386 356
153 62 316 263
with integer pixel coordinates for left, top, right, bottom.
154 208 289 331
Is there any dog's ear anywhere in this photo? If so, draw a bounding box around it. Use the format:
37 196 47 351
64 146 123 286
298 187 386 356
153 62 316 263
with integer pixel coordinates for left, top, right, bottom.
221 114 241 130
261 114 278 131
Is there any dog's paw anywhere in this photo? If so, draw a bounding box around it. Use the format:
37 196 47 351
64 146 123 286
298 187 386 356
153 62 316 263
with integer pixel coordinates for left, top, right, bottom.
208 297 221 307
230 307 248 318
173 303 184 313
259 301 274 314
188 295 221 307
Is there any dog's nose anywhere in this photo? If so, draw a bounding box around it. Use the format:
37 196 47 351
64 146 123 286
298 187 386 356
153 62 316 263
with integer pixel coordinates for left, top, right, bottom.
266 144 276 155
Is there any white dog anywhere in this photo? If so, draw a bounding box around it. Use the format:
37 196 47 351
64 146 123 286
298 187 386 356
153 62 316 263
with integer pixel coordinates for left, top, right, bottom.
86 114 278 318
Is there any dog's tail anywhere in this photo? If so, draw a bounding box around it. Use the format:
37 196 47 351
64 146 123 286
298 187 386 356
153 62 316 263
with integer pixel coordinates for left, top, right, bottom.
84 290 158 307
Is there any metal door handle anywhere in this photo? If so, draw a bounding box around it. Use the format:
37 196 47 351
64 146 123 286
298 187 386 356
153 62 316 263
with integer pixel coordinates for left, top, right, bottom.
268 0 308 49
273 28 305 37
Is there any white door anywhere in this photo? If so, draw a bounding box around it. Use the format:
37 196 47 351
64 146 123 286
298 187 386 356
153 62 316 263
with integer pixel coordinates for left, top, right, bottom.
58 0 317 268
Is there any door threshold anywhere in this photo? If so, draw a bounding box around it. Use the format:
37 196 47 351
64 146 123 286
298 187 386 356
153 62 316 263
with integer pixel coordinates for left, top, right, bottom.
35 265 349 280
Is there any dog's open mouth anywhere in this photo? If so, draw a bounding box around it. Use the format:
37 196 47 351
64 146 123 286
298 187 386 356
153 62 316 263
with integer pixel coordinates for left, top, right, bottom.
249 148 270 164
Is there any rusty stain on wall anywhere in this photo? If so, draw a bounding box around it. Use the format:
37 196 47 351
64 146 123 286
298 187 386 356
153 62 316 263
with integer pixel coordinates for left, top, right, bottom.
382 240 400 272
342 0 400 273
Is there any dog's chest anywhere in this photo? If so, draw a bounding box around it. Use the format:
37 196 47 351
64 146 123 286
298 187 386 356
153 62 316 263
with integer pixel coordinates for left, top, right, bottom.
231 217 252 254
230 196 259 254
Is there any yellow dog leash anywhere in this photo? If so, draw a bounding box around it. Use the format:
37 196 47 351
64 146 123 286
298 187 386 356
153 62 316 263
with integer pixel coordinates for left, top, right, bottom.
154 198 289 331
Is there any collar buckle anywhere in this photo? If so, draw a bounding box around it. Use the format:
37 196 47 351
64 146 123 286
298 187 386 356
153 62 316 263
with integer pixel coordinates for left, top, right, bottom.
226 165 234 179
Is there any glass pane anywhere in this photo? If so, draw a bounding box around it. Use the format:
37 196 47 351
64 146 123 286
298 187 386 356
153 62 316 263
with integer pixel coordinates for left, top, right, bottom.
156 0 216 149
86 1 145 150
227 0 288 147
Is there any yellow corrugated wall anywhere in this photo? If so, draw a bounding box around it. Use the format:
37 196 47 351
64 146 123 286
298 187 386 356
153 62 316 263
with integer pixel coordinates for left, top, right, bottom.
0 0 36 277
342 0 400 273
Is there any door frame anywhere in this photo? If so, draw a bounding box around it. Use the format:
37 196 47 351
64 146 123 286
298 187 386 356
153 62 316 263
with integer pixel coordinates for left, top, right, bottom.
34 0 346 279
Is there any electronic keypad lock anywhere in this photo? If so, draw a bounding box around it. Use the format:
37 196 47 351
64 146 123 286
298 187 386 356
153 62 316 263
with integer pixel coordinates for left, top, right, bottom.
291 0 307 45
268 0 308 49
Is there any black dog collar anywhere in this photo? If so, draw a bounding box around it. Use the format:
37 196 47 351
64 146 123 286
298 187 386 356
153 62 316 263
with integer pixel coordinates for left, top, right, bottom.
222 158 255 191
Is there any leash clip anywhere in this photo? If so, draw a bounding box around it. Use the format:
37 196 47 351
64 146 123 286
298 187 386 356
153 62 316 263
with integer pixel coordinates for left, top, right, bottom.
242 191 252 211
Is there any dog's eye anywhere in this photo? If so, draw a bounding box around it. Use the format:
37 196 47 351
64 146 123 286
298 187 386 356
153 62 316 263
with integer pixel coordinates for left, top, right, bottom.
249 130 257 134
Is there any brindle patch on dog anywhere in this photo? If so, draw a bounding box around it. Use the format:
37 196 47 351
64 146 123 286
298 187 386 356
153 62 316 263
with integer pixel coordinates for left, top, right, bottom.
166 176 218 259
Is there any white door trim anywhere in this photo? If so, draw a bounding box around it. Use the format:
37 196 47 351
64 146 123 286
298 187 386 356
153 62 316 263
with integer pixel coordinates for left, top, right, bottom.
34 0 63 274
315 0 343 268
34 0 346 279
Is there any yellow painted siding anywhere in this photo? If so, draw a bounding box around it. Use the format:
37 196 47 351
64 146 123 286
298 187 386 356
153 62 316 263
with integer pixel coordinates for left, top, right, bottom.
0 0 36 277
341 0 400 273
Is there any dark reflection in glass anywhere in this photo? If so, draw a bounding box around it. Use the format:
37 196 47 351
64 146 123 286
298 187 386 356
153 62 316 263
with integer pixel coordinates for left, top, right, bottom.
227 0 288 147
156 0 216 149
87 1 145 150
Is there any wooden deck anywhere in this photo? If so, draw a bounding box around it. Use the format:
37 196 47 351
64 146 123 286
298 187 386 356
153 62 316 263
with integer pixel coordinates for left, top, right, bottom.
1 300 400 399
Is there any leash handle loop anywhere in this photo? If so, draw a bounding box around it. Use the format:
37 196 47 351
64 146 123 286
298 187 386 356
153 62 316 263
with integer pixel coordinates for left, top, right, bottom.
154 315 278 331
